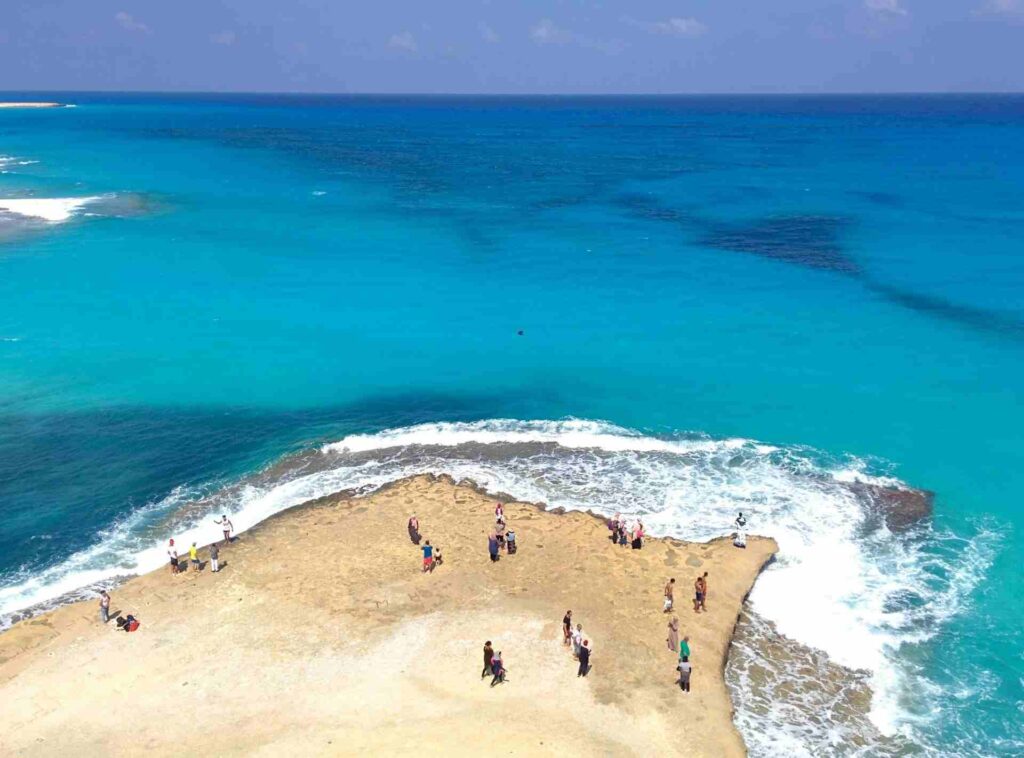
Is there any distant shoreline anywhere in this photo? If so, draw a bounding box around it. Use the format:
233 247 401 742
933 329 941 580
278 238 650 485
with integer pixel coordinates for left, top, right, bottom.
0 102 64 109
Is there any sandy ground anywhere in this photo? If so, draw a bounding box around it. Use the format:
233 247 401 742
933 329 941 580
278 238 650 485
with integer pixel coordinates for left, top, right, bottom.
0 475 777 757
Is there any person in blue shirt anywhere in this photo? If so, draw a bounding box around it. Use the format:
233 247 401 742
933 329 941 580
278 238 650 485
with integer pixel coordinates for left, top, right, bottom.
421 540 434 572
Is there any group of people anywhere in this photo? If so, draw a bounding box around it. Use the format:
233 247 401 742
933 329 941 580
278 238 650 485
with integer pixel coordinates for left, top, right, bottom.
561 610 593 677
607 513 645 549
407 515 444 572
166 514 233 576
487 503 517 562
481 640 507 686
666 615 694 692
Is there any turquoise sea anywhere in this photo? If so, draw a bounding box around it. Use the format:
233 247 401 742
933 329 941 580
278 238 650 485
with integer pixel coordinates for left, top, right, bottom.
1 94 1022 755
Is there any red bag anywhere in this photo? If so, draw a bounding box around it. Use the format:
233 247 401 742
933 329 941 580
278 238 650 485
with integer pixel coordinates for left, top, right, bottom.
128 620 140 632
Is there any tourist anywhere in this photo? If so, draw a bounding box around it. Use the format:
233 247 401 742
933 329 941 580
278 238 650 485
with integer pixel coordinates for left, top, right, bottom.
408 515 421 545
495 519 507 550
189 542 199 572
431 546 443 569
680 635 691 660
482 640 494 678
677 655 692 692
734 512 747 548
667 616 679 654
168 539 179 574
99 590 110 624
562 610 573 646
506 528 518 554
495 503 505 524
213 514 234 546
631 521 644 550
209 542 220 573
618 525 628 547
421 540 434 573
488 533 499 562
700 572 709 611
578 639 591 677
694 574 706 613
572 623 583 659
664 578 675 612
490 650 506 686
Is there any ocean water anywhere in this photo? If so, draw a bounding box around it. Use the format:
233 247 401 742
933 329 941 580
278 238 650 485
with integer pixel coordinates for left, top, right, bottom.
1 93 1022 755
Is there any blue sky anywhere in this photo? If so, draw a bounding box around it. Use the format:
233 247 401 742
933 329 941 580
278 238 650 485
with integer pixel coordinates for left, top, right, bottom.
1 1 1022 93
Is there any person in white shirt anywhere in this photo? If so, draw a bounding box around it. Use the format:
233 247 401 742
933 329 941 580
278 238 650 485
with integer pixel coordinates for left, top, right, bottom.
167 539 179 574
213 515 234 547
733 512 747 548
571 624 583 659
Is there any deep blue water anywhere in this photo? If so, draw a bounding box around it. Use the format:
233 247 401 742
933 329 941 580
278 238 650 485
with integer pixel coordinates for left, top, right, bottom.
1 93 1022 755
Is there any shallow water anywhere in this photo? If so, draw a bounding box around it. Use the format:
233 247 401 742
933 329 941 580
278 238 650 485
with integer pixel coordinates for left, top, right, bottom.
1 94 1022 755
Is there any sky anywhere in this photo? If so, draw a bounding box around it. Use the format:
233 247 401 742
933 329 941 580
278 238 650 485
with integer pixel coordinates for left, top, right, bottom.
0 0 1022 94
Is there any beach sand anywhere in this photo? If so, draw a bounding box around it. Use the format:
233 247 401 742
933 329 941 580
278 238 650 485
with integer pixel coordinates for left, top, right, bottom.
0 474 777 756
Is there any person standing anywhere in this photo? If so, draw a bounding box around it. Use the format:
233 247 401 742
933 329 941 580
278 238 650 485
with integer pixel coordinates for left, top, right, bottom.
488 533 499 562
664 578 675 612
734 511 748 548
482 640 494 679
562 611 573 646
189 542 200 572
421 540 434 573
571 624 583 659
666 617 680 654
408 515 421 545
99 590 110 624
699 572 709 611
490 651 506 686
209 542 220 573
694 575 705 613
577 640 591 677
677 656 692 692
168 539 179 575
213 515 234 547
680 635 691 660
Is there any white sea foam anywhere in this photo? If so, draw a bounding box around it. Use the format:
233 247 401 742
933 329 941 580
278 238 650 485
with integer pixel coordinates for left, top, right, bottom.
0 196 104 222
0 418 996 754
0 155 39 173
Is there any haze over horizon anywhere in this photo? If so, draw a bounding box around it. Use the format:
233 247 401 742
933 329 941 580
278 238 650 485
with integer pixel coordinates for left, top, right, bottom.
2 0 1023 94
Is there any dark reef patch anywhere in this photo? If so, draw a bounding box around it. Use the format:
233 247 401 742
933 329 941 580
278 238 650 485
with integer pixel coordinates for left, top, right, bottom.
842 481 934 532
700 215 859 274
866 281 1024 341
853 191 904 208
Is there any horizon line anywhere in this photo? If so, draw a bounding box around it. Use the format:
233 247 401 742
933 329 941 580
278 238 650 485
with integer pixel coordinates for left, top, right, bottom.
2 89 1024 98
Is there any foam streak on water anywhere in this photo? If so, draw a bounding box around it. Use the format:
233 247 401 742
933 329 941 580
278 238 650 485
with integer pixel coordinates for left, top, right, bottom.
0 419 999 755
